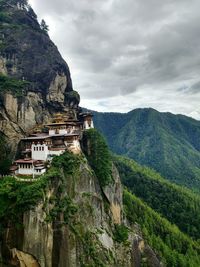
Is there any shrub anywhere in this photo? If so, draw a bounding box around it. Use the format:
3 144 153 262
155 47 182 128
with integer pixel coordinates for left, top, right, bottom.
83 129 113 187
113 224 129 243
0 74 30 97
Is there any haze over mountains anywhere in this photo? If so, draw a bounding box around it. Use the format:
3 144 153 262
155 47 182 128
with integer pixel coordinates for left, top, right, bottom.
92 107 200 192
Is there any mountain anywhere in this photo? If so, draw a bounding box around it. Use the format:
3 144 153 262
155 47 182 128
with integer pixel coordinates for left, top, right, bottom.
0 2 163 266
114 155 200 240
1 131 200 267
0 0 80 173
1 1 200 266
123 190 200 267
92 108 200 192
0 131 165 267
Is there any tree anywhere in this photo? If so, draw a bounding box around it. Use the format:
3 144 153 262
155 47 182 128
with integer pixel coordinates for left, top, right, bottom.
83 129 113 187
40 19 49 33
0 133 11 175
10 0 28 9
27 5 37 19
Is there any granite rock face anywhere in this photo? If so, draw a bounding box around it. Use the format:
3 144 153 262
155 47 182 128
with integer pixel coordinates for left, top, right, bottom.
0 158 162 267
0 1 79 159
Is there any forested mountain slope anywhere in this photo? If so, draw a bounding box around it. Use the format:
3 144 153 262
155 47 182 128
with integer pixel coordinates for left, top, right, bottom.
124 190 200 267
92 108 200 191
114 155 200 240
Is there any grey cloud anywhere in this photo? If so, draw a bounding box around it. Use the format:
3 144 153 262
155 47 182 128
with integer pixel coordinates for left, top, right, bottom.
190 81 200 94
29 0 200 119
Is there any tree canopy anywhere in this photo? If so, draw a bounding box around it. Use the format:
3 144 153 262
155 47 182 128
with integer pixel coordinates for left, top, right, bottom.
83 129 113 187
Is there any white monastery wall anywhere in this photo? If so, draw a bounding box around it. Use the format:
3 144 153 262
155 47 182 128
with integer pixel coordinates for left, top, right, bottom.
32 144 49 161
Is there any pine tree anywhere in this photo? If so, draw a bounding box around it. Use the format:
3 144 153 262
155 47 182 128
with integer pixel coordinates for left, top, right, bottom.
40 19 49 33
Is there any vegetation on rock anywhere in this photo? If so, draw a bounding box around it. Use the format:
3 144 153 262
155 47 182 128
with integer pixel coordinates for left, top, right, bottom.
65 90 80 106
0 74 30 97
0 133 12 175
40 19 49 33
0 175 48 233
124 190 200 267
114 155 200 240
0 0 73 96
0 151 116 266
93 108 200 191
83 128 113 187
113 224 129 243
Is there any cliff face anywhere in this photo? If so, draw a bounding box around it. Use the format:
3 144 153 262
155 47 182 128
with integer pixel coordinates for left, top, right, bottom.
0 3 162 266
0 1 79 155
0 153 162 267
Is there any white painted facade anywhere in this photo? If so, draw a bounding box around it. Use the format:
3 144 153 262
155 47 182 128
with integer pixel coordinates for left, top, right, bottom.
12 112 95 177
15 164 46 176
16 165 34 175
84 119 94 130
49 128 72 135
48 149 66 157
32 144 49 161
59 129 67 135
73 139 81 149
49 129 56 136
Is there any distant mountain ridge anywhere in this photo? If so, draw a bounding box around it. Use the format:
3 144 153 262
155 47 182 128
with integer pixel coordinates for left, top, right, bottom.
90 107 200 191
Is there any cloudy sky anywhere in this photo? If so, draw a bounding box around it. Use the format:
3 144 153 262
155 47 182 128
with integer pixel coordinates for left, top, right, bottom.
29 0 200 119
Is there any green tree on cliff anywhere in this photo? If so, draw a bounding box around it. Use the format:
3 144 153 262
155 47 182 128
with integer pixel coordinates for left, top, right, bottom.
83 129 113 187
40 19 49 33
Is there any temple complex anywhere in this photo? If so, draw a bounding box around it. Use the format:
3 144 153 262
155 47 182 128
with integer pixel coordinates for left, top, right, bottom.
11 111 94 177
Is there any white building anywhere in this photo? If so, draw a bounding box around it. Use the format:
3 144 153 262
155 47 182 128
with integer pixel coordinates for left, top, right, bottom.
81 113 94 130
14 159 46 176
11 111 94 176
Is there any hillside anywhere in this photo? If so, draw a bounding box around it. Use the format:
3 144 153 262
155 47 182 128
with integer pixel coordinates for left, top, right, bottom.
1 1 200 266
1 139 200 267
114 155 200 240
0 132 165 267
92 108 200 191
124 190 200 267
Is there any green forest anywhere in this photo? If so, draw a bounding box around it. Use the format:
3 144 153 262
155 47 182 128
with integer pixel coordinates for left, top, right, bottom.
114 155 200 240
82 129 113 187
93 108 200 192
124 190 200 267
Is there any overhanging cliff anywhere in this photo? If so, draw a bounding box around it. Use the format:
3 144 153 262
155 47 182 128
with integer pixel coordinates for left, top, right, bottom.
0 0 80 164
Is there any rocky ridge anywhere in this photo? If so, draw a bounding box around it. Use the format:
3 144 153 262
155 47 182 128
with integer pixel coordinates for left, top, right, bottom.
0 152 162 267
0 1 162 266
0 0 79 157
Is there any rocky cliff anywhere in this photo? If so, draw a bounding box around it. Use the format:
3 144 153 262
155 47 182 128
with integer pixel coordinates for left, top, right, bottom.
0 0 79 159
0 152 162 267
0 2 162 266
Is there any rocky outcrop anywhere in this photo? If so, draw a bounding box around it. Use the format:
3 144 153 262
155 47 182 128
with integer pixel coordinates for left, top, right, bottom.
0 1 80 160
10 248 40 267
0 156 162 267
